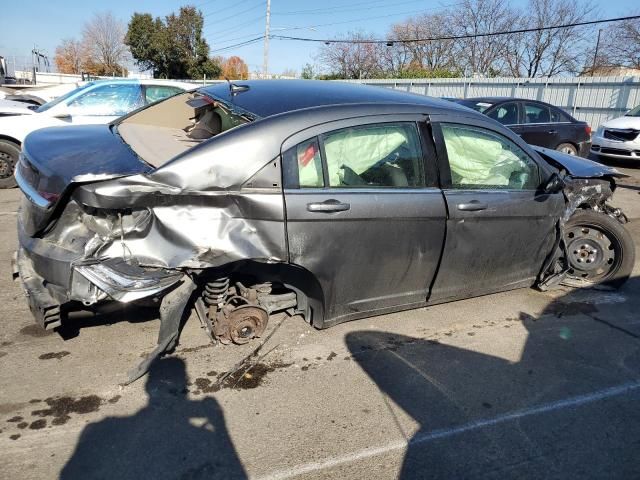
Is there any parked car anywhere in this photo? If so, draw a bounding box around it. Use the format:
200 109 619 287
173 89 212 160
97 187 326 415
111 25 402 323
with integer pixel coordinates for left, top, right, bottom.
0 82 84 106
0 98 35 115
13 80 633 381
590 104 640 160
0 79 195 188
456 97 592 157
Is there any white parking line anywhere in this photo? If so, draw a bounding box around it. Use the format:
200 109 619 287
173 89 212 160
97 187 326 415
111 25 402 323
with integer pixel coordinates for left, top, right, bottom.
255 380 640 480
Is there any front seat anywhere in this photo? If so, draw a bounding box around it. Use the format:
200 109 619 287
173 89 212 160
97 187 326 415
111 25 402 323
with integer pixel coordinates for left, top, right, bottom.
383 163 409 186
502 108 518 124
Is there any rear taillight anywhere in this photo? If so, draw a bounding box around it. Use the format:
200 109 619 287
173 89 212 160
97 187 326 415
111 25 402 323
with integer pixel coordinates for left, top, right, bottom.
37 191 60 203
585 125 592 136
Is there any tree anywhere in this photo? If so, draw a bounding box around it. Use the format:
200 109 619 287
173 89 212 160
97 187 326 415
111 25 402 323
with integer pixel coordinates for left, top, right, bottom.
301 63 315 79
82 12 129 75
450 0 519 76
386 13 457 75
505 0 595 77
221 56 249 79
125 13 163 73
314 0 602 79
54 12 129 76
595 14 640 70
281 68 298 78
54 39 85 74
126 6 221 79
317 32 384 79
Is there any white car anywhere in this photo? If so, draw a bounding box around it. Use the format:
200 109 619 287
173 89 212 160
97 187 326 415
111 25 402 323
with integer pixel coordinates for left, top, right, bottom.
0 83 84 107
0 98 34 115
591 105 640 160
0 79 195 188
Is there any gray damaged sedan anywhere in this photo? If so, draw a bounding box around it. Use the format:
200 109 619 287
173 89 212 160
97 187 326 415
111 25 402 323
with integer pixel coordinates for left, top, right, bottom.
13 80 635 381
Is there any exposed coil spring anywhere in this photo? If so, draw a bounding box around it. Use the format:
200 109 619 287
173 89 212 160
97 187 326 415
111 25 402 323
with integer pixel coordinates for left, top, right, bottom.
203 277 229 307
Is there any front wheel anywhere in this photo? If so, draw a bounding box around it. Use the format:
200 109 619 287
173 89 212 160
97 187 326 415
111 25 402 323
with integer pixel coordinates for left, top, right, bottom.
0 140 19 189
561 209 635 288
556 143 578 155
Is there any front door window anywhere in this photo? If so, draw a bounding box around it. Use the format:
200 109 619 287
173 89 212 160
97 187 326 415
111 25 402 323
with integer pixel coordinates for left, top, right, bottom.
441 124 539 189
487 103 518 125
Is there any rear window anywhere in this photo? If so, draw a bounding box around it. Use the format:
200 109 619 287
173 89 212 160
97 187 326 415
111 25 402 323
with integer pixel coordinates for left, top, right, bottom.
625 105 640 117
456 100 494 113
117 92 251 167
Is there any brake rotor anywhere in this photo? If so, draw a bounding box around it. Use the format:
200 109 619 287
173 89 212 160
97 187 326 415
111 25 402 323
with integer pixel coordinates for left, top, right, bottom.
214 305 269 345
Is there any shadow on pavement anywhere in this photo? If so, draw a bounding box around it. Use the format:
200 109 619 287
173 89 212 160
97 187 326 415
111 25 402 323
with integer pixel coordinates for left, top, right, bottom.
346 278 640 479
61 357 246 480
587 152 640 171
56 305 160 340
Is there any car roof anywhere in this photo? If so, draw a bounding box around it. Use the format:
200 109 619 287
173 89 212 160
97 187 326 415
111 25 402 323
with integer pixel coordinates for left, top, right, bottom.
200 79 466 118
463 97 559 106
88 79 195 89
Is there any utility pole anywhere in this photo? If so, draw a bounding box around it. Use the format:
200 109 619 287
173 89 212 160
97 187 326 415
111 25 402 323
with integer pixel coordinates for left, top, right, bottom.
263 0 271 78
591 28 603 77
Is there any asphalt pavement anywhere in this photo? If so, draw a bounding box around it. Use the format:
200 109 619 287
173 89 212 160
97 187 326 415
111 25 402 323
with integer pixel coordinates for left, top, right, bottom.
1 160 640 479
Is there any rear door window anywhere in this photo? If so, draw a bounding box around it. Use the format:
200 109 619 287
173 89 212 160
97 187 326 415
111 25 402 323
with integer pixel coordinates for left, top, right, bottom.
322 123 424 188
295 138 324 188
523 102 551 124
283 122 426 189
549 107 571 123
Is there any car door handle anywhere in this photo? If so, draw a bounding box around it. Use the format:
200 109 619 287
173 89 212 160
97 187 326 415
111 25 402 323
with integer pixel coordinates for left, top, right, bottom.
547 129 557 134
307 200 351 213
457 200 488 211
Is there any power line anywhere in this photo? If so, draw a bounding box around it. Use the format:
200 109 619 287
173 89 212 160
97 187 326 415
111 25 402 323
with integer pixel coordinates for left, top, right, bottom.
210 35 265 53
271 14 640 44
208 2 460 44
205 1 266 27
203 0 252 19
207 14 266 37
274 0 449 16
211 30 265 45
266 6 457 33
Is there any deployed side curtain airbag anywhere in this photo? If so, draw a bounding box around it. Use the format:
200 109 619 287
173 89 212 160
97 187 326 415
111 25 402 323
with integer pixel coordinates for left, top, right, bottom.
442 125 529 187
323 126 408 186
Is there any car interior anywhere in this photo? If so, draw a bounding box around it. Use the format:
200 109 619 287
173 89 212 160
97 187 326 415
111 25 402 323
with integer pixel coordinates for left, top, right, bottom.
442 124 537 189
118 92 249 167
296 124 423 188
489 104 518 124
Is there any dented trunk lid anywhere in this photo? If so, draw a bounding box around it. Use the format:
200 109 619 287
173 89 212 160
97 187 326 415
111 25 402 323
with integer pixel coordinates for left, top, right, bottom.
17 124 151 235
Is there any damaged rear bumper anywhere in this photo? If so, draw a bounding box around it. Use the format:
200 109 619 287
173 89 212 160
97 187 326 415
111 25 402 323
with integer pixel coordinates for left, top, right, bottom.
12 249 64 330
14 238 184 328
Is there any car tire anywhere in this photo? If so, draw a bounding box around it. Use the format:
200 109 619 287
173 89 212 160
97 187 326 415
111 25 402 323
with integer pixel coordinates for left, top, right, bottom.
556 143 578 155
561 209 635 289
0 140 19 189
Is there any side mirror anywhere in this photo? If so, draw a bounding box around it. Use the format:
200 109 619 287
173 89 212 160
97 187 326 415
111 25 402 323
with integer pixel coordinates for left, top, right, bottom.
543 172 565 194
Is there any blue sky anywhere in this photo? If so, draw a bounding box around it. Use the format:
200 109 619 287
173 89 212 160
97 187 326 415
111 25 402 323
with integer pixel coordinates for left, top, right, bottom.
1 0 638 76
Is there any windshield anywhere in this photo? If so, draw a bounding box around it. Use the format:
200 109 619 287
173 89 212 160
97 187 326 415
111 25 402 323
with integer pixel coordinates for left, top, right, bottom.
35 82 95 113
456 100 495 113
625 105 640 117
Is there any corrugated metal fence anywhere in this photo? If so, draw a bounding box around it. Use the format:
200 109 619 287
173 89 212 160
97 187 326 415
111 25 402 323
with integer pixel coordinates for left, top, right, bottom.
346 77 640 129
